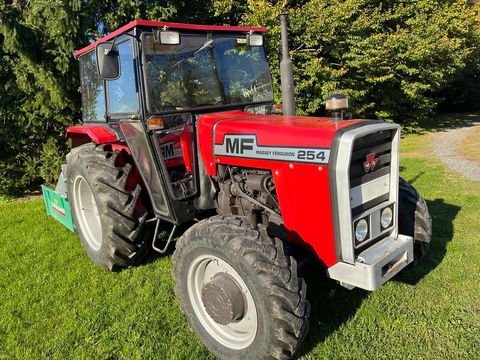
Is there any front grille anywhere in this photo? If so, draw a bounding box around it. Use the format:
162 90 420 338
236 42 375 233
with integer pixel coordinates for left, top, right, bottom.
350 130 393 216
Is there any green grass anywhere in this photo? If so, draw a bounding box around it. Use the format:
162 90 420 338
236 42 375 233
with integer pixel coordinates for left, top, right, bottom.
1 130 479 359
458 126 480 162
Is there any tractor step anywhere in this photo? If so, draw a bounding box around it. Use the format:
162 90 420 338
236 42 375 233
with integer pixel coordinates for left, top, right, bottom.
41 185 75 232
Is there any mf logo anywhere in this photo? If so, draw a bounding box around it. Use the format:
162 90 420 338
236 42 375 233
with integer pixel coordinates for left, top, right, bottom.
225 137 254 154
363 152 379 173
160 142 175 160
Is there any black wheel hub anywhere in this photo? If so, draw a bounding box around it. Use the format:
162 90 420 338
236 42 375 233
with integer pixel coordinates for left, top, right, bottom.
201 273 245 325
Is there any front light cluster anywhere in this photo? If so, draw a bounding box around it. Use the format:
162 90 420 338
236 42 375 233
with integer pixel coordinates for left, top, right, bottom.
354 218 369 242
381 206 393 229
354 206 394 244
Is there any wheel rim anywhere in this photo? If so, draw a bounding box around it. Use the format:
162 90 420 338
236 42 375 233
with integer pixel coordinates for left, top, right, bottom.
73 175 103 251
187 254 258 350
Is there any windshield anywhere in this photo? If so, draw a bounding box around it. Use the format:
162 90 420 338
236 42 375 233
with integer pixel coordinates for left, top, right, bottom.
143 33 274 113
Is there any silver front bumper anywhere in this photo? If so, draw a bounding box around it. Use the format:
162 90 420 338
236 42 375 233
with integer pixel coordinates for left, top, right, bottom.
327 234 414 291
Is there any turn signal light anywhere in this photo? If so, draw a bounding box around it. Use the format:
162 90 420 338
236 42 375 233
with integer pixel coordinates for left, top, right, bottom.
148 118 165 131
272 104 283 114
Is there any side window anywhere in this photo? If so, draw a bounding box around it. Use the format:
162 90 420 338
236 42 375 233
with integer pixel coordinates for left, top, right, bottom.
108 40 138 114
79 51 106 121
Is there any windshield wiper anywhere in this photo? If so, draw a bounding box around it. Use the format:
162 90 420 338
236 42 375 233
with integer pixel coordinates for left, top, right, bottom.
193 38 214 55
172 38 214 69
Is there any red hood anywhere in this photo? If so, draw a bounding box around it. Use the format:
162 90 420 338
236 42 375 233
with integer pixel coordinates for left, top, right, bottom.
197 111 372 177
198 111 365 149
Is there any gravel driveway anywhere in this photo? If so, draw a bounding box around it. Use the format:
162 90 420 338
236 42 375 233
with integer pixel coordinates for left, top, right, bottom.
432 122 480 181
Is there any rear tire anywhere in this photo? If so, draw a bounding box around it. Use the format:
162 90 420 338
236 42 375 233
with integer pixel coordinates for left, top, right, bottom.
398 177 432 266
66 143 149 271
172 215 310 360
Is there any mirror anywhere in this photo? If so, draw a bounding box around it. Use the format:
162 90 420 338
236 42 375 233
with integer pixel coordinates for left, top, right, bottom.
95 42 120 80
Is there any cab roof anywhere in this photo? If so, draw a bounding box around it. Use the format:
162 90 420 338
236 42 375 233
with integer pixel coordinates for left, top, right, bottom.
75 19 267 57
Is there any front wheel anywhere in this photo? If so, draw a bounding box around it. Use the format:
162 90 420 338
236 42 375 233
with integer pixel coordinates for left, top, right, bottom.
398 177 432 266
172 216 310 360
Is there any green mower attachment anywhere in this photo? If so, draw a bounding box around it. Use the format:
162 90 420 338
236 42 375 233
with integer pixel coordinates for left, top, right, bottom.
41 166 75 232
42 185 75 232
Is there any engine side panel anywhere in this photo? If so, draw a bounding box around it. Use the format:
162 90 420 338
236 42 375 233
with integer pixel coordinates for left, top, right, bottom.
273 163 337 267
213 155 336 266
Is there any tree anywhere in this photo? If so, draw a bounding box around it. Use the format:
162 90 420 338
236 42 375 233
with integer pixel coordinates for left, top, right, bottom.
240 0 480 122
1 0 479 196
0 0 216 195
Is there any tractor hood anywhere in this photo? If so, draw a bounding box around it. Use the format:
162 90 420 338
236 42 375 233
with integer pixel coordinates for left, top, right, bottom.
198 110 370 174
212 111 363 148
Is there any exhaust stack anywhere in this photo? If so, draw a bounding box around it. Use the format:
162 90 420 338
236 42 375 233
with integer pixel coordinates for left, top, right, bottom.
279 13 296 116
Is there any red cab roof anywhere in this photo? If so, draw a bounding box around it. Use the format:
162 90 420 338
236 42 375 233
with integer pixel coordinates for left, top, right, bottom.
75 19 267 57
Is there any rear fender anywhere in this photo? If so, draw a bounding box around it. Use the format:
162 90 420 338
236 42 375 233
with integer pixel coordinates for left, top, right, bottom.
66 125 139 198
66 125 119 147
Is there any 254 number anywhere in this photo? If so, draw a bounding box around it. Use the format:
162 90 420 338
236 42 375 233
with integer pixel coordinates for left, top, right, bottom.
297 150 326 162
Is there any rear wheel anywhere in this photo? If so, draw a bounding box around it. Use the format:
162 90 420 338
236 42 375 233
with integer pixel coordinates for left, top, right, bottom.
172 216 310 360
66 143 149 271
398 177 432 266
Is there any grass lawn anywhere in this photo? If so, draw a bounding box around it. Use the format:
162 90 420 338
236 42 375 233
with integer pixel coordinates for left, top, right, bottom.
1 122 479 359
458 126 480 162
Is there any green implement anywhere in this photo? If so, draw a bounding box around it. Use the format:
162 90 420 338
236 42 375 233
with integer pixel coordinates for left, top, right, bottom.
42 185 75 232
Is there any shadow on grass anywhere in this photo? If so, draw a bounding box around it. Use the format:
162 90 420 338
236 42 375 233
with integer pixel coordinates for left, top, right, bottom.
299 197 460 355
397 198 460 285
399 167 424 183
139 220 196 266
298 267 369 357
407 112 480 134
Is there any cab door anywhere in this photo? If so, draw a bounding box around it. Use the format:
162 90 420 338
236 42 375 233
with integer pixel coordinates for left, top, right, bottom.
110 38 177 222
149 113 198 202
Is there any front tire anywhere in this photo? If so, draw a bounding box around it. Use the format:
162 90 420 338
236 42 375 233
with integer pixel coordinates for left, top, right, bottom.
66 143 149 271
172 216 310 360
398 177 432 266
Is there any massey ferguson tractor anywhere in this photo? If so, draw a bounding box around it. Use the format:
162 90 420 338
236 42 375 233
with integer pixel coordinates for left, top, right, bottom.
42 16 432 360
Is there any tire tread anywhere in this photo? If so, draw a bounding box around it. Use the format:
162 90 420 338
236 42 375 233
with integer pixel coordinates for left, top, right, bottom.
399 177 432 265
66 143 149 271
172 215 309 359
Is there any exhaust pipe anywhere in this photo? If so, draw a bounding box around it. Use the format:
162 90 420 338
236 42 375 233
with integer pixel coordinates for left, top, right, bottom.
279 13 296 116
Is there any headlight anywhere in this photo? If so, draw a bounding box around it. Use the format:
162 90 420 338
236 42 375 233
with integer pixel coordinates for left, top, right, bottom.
381 207 393 229
355 218 369 242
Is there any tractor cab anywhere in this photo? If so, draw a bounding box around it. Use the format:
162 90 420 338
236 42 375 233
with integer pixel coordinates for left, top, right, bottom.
75 20 273 224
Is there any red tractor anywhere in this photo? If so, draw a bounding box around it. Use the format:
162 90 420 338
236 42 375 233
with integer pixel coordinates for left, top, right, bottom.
43 16 432 360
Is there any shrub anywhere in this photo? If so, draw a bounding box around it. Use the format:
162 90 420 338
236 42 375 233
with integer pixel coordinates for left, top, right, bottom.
241 0 480 122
